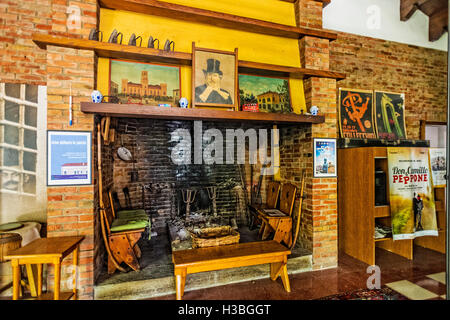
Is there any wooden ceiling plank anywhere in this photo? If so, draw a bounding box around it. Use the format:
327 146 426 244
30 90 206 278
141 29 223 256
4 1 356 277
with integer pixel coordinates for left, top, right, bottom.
417 0 447 16
401 0 421 21
429 8 448 41
99 0 337 40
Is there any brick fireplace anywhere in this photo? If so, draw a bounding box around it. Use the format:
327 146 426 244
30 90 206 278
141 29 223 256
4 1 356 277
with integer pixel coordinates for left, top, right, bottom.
1 0 340 299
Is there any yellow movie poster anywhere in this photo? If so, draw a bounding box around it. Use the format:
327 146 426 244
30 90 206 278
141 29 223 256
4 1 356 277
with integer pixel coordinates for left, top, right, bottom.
387 147 438 240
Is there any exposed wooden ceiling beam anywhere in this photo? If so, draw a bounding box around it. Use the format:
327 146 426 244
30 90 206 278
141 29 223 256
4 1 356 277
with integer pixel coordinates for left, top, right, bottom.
280 0 331 7
400 0 429 21
429 8 448 41
400 0 448 41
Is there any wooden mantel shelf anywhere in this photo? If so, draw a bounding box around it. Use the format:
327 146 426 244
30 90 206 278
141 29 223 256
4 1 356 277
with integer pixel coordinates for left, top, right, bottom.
80 102 325 124
33 34 346 80
98 0 337 41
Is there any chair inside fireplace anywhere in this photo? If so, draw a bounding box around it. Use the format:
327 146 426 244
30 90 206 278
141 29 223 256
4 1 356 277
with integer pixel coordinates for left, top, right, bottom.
96 181 310 289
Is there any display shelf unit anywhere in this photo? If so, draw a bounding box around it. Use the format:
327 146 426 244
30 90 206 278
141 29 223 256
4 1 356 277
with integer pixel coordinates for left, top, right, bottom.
98 0 338 40
32 34 346 80
338 147 413 266
80 102 325 124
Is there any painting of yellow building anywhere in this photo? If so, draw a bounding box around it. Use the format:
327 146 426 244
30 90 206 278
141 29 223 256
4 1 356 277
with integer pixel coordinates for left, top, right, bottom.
110 59 181 106
238 74 292 113
257 91 287 112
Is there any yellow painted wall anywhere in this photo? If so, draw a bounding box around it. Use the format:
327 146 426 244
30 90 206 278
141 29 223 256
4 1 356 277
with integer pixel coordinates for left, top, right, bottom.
97 0 306 113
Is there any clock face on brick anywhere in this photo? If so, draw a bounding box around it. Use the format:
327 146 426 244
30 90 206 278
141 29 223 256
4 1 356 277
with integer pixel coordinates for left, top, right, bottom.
338 88 377 139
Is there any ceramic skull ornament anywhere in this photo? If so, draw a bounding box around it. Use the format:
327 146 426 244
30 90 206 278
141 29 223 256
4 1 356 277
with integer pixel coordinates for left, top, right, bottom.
91 90 103 103
179 97 189 108
310 106 319 116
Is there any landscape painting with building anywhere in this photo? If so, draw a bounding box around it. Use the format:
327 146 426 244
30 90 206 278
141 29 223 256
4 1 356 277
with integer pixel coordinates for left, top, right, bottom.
109 59 181 107
238 74 292 113
338 88 377 139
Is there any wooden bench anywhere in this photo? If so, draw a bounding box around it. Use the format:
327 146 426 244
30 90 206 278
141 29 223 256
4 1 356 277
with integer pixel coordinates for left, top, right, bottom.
172 240 291 300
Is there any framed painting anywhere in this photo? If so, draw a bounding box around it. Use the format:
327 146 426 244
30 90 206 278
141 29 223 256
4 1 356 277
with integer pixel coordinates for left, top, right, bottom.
374 91 407 140
47 131 92 186
238 74 292 113
313 138 337 178
192 43 238 110
338 88 377 139
109 59 181 107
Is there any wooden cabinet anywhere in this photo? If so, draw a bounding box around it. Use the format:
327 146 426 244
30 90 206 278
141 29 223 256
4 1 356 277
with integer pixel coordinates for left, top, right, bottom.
338 147 413 266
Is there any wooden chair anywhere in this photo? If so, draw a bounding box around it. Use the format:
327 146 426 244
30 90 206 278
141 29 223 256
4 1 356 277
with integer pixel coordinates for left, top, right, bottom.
108 189 148 221
249 181 281 229
257 183 297 247
100 190 147 274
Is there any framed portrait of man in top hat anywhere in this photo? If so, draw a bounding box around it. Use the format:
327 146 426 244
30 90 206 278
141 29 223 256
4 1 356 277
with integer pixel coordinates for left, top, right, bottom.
192 43 238 110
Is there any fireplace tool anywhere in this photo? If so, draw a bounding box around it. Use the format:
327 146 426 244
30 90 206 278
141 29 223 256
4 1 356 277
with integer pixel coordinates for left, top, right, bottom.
182 188 197 221
130 137 139 182
206 186 218 217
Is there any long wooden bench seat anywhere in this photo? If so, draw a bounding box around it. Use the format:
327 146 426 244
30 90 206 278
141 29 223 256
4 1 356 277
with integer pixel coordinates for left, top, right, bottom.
172 240 291 300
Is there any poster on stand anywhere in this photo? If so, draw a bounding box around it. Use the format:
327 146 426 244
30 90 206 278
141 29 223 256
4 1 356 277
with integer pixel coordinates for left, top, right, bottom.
338 88 377 139
429 148 447 188
47 131 92 186
387 147 438 240
374 91 407 140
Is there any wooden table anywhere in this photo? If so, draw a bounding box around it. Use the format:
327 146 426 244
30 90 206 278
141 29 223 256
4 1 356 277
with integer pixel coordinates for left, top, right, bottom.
172 240 291 300
4 236 84 300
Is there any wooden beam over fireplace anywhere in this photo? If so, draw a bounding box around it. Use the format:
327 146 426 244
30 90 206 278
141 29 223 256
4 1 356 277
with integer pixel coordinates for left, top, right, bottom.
81 102 325 124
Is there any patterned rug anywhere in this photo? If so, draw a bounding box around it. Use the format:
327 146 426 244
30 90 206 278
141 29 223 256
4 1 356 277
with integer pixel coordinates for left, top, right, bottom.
318 287 409 300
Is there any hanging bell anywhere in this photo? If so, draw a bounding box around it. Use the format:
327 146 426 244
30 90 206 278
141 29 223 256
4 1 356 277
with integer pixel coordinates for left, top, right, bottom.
89 28 103 41
147 36 160 49
108 29 123 44
128 33 142 46
164 39 175 51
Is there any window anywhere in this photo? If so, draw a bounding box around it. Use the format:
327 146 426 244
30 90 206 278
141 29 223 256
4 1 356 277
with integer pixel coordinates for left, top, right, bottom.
0 83 45 196
421 121 447 148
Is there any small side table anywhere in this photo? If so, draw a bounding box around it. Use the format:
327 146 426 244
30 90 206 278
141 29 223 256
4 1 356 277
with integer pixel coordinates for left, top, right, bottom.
4 236 84 300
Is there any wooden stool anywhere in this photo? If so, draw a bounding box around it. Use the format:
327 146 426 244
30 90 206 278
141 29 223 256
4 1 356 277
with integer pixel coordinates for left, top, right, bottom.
4 236 84 300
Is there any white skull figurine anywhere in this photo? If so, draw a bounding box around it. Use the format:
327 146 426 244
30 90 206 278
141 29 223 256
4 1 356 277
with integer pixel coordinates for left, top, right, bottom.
179 97 189 108
91 90 103 103
310 106 319 116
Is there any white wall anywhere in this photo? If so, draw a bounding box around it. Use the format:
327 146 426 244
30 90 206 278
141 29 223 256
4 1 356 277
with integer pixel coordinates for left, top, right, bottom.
323 0 448 51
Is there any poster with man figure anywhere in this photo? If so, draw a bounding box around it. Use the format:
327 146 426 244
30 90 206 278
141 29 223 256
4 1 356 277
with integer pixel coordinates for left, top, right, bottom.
387 147 438 240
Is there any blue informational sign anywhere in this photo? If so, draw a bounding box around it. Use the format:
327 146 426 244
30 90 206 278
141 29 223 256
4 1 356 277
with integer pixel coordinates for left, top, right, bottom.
47 131 92 186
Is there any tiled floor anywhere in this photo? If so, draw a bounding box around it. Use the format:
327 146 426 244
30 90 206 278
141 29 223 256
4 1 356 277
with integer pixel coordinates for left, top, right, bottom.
151 245 447 300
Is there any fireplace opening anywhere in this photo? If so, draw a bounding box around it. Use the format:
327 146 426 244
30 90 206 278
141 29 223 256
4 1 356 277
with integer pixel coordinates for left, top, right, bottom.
95 117 312 299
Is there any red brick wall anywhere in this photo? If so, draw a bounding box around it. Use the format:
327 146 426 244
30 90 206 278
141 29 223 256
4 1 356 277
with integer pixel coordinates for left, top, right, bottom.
330 32 448 139
294 0 338 270
45 0 98 297
1 0 98 299
0 0 51 84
